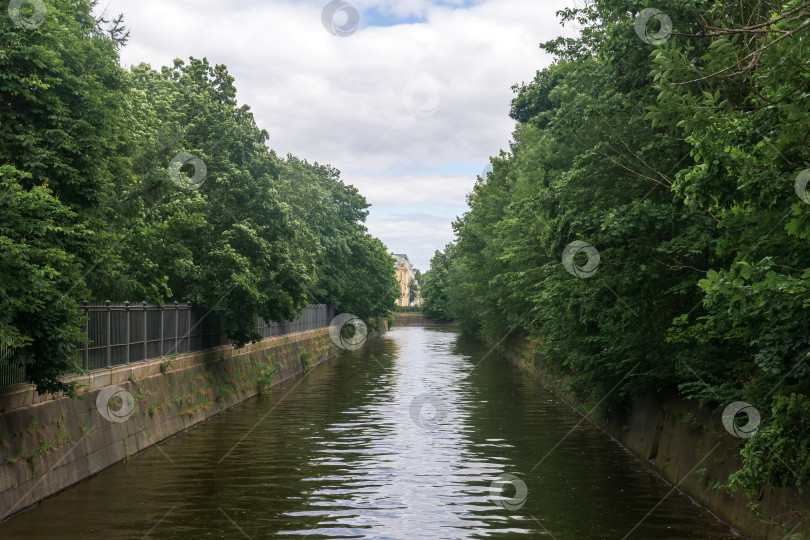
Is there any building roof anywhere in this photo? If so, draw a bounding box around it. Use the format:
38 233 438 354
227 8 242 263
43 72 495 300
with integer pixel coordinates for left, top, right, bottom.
392 253 413 270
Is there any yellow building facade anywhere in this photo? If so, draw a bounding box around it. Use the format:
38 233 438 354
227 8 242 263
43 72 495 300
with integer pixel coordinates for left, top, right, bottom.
392 253 418 307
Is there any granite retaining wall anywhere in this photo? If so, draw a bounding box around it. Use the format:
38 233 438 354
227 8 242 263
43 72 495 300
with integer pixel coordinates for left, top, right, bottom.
500 336 810 540
0 327 345 522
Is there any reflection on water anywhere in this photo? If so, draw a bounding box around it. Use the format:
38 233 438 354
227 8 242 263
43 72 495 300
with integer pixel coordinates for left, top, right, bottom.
0 327 738 539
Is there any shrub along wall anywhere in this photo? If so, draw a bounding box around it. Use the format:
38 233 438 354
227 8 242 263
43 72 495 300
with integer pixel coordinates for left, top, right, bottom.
500 336 810 540
0 326 350 521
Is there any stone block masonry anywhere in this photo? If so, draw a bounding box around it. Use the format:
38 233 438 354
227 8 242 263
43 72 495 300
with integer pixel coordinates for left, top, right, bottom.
500 336 810 540
0 327 345 522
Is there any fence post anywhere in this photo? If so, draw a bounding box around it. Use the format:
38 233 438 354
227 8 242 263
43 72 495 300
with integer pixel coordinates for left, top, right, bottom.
104 300 111 368
173 301 179 355
160 304 164 357
82 300 89 370
187 302 192 353
143 301 148 361
125 301 130 364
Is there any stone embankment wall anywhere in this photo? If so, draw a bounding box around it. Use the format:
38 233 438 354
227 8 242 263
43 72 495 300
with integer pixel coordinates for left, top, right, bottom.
394 313 456 327
501 337 810 540
0 327 348 521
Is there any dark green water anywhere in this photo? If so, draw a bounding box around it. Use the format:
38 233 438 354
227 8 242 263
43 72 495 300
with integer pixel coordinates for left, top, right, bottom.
1 327 739 539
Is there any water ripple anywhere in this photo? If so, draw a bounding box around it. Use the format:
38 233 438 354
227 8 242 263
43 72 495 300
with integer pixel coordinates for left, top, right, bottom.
0 328 739 539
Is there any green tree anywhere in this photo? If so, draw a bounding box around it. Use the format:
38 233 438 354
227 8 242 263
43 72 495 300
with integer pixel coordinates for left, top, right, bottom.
422 249 454 322
275 155 399 323
0 1 398 392
443 0 810 492
0 0 133 394
408 277 418 305
111 58 319 345
0 167 90 395
645 0 810 490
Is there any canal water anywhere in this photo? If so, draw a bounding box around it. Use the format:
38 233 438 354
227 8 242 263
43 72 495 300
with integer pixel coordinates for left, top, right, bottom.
1 327 738 539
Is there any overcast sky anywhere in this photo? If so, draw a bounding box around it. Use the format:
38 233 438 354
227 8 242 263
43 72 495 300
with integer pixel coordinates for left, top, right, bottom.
100 0 574 271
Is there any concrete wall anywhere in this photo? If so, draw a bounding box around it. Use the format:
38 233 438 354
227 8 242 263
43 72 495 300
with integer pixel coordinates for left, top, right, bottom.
0 327 345 522
394 313 456 327
501 337 810 540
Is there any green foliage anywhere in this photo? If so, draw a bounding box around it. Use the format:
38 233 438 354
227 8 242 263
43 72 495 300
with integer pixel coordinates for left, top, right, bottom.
274 156 400 323
300 353 312 372
215 383 234 402
434 0 810 490
730 394 810 493
118 58 314 346
257 368 275 394
0 1 396 393
421 249 454 322
679 412 707 433
0 0 128 395
408 277 418 305
0 168 88 395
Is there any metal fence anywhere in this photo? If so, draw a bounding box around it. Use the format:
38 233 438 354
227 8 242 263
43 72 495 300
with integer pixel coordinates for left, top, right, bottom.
0 345 25 388
0 303 336 388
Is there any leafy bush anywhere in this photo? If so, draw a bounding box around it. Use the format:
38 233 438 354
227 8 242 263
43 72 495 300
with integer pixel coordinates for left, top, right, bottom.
730 394 810 493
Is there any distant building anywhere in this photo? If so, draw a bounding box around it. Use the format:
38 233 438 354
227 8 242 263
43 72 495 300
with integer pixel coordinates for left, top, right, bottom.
392 253 419 307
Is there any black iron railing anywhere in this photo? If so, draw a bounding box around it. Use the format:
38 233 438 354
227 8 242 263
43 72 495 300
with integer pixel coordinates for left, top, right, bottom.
0 303 336 388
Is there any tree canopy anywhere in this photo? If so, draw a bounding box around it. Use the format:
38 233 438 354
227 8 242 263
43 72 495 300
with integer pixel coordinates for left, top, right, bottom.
0 0 398 395
424 0 810 493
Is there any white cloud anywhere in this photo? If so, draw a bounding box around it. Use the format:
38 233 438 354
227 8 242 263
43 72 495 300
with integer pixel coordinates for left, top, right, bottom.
349 173 472 207
101 0 574 271
369 214 455 270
